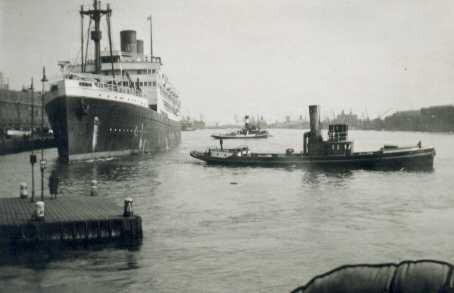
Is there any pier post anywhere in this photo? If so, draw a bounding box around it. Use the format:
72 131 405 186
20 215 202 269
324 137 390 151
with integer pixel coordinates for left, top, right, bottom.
123 197 134 217
32 201 45 222
20 183 28 199
90 180 98 196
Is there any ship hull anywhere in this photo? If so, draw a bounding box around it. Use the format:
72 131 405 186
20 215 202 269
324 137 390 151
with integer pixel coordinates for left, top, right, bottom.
211 134 268 139
190 147 435 171
46 95 181 162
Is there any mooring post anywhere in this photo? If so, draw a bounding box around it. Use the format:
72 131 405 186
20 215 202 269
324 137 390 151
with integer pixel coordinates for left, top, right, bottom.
123 197 134 217
20 182 28 199
32 201 45 222
90 180 98 196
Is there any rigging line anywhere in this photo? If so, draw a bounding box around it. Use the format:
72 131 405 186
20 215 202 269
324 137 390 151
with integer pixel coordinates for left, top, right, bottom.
106 7 115 79
84 17 92 72
118 53 123 80
71 50 81 72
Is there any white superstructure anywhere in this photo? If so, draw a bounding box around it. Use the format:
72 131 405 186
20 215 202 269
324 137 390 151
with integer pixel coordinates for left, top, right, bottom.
63 50 180 121
48 74 149 109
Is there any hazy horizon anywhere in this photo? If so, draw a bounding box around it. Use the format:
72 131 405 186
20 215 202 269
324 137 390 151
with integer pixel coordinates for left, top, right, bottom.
1 0 454 124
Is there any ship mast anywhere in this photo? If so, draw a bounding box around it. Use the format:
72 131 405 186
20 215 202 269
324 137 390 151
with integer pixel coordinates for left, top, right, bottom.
80 0 113 75
147 15 153 58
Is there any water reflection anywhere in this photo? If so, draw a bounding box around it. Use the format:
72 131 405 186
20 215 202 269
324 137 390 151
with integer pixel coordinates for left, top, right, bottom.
53 157 143 182
45 155 159 199
0 129 449 292
0 242 141 268
301 166 353 186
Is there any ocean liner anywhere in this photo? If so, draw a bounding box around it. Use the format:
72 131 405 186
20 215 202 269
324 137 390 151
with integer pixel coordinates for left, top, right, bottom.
46 1 181 162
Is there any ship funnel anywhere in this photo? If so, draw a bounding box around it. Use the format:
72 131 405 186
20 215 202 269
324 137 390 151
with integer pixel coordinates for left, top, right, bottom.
309 105 321 137
120 30 137 56
137 39 144 58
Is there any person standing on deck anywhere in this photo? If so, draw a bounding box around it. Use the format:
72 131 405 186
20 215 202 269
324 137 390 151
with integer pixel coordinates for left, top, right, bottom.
48 170 59 199
220 138 224 150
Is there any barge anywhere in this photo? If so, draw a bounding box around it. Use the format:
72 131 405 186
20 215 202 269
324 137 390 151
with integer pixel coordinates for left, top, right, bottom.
191 105 435 170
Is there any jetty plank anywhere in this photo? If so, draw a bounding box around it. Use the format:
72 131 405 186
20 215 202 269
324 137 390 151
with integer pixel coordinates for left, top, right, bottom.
0 197 142 246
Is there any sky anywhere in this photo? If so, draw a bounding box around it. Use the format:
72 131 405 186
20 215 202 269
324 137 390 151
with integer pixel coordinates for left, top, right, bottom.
1 0 454 124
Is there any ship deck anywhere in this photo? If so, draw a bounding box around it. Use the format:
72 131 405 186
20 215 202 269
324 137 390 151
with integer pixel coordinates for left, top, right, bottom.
190 146 435 170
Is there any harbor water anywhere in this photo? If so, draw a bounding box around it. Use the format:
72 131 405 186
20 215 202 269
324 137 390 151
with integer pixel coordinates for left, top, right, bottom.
0 129 453 292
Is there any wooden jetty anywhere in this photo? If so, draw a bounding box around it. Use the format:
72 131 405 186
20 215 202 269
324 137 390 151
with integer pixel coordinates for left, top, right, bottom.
0 196 142 247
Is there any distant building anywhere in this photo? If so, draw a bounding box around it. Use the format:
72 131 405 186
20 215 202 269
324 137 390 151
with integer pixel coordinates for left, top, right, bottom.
181 116 206 131
0 88 50 131
381 105 454 132
0 72 9 90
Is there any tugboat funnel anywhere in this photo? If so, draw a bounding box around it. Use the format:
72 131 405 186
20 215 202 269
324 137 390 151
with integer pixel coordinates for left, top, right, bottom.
309 105 321 137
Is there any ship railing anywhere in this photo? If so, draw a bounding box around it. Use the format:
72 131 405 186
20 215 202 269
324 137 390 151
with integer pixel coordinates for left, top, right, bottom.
94 81 143 97
208 145 249 151
66 73 143 97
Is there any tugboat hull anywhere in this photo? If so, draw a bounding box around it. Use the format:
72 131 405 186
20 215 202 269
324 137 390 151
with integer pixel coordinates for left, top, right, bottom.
190 147 435 170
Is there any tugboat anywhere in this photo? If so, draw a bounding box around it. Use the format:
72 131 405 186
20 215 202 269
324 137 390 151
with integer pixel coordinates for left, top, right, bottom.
191 105 435 170
211 115 269 139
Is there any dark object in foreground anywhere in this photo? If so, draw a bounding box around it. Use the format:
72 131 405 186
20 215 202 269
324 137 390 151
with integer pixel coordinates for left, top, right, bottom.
48 170 59 199
291 259 454 293
191 105 435 170
0 197 142 248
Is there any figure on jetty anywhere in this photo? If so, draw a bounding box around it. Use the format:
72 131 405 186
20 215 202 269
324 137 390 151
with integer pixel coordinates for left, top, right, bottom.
48 170 59 199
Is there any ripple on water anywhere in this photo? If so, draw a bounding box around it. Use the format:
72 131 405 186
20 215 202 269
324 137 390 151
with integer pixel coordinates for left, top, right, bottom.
0 129 453 292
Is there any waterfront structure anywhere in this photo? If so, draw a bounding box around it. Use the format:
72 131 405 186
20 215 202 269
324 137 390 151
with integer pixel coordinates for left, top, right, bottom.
0 196 142 247
46 1 181 162
0 72 9 90
181 117 205 131
0 88 49 133
377 105 454 132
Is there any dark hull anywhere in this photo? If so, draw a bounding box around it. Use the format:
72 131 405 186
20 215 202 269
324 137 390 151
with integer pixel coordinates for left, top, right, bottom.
190 147 435 170
46 96 181 162
211 134 268 139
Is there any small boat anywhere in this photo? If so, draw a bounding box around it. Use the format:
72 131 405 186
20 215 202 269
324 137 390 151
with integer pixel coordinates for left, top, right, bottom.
211 115 269 139
211 130 269 139
191 105 436 170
